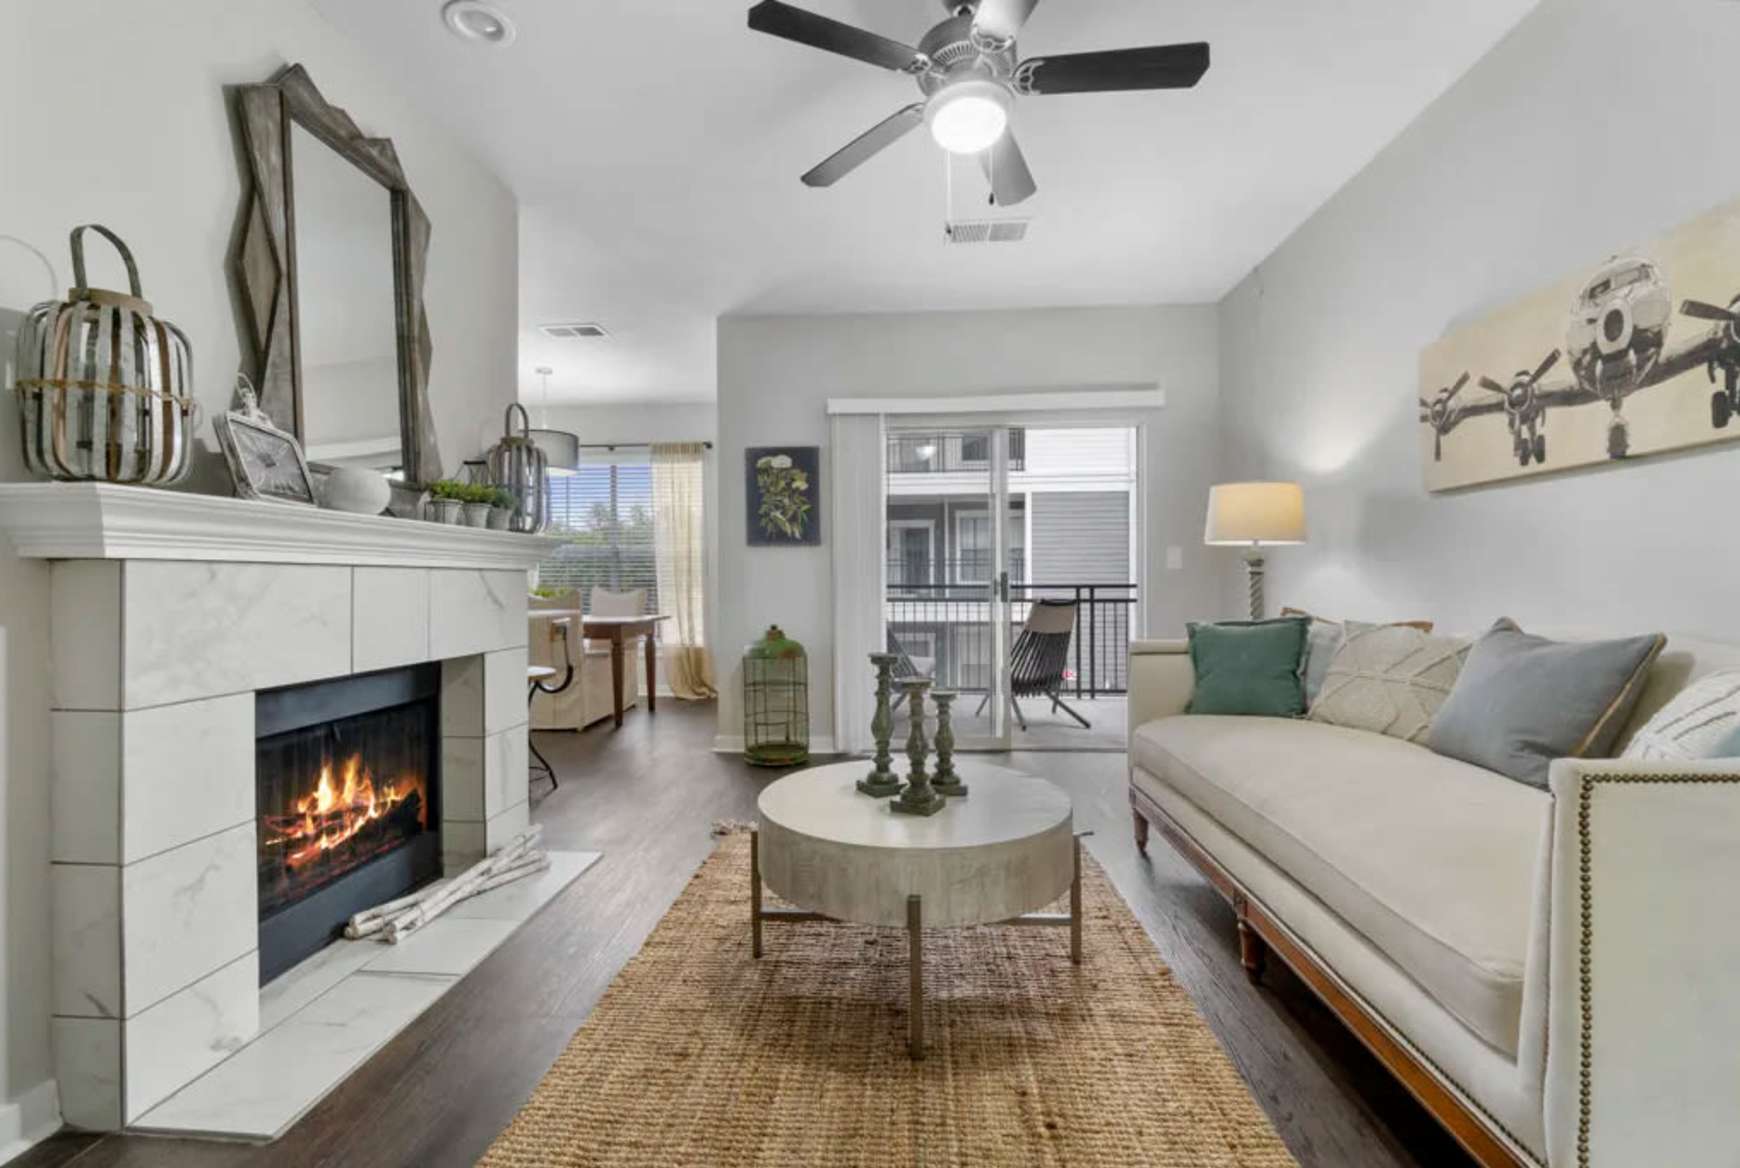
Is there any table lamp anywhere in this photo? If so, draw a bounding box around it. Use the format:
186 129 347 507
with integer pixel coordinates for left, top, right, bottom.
1204 482 1306 621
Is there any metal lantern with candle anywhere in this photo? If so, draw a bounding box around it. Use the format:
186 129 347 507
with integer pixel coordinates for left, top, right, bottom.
485 403 547 533
13 225 196 484
743 626 809 768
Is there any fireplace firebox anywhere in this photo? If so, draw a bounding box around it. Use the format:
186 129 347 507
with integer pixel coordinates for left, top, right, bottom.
256 665 442 982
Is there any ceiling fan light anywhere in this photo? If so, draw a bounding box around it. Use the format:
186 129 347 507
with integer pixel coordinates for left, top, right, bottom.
925 79 1011 155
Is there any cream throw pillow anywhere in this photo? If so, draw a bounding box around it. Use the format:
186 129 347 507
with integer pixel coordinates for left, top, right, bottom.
1622 669 1740 761
1309 622 1471 744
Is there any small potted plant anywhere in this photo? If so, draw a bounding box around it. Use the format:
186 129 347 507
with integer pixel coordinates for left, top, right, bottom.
461 483 495 528
427 479 466 524
488 487 516 530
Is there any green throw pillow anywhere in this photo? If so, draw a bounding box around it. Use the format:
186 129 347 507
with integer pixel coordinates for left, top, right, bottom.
1186 618 1309 717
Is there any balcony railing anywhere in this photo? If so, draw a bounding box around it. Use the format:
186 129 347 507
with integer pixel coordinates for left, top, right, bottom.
888 553 1026 597
885 578 1136 698
887 430 1026 474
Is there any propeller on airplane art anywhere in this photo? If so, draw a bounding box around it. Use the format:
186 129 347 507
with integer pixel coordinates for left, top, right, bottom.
1418 371 1472 460
1479 349 1561 420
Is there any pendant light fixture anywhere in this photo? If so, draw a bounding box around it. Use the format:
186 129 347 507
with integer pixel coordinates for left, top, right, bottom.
528 365 580 475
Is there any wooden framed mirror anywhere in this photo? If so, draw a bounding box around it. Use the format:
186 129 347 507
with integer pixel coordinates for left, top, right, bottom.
234 64 442 487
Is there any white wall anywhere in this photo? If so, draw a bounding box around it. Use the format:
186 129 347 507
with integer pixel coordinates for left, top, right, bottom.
1218 0 1740 640
537 402 715 448
0 1 518 1150
715 306 1222 748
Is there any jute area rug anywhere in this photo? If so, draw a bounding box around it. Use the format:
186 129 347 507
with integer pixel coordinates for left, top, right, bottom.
480 831 1296 1167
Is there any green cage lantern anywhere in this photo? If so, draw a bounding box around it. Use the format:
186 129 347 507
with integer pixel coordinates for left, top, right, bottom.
743 626 809 768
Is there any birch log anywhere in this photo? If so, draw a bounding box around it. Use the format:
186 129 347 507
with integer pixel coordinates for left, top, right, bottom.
343 827 547 940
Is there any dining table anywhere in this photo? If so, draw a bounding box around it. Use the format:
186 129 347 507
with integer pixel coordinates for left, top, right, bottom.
529 609 672 728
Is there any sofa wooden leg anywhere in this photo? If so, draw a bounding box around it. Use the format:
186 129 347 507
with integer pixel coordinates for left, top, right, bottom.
1237 919 1267 984
1131 809 1150 856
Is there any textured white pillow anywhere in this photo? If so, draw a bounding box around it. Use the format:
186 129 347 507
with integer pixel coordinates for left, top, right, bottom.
1309 622 1471 744
1622 669 1740 761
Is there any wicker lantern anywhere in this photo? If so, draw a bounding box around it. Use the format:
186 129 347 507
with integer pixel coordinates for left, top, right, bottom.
485 403 547 533
743 626 809 768
13 225 195 484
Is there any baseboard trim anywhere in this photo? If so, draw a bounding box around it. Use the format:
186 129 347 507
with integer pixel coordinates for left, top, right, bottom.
0 1079 61 1165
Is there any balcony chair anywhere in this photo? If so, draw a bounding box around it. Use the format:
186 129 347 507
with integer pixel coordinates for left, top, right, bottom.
886 628 935 710
976 598 1091 731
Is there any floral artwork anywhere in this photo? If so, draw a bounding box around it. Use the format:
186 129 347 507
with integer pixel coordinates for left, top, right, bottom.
746 446 822 546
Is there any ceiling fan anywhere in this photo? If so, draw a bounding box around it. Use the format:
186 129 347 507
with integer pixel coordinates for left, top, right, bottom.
746 0 1210 206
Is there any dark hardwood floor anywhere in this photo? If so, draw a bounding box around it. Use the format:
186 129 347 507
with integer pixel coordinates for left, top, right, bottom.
15 701 1471 1168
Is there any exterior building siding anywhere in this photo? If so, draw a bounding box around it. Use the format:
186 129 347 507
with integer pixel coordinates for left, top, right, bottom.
1031 492 1129 586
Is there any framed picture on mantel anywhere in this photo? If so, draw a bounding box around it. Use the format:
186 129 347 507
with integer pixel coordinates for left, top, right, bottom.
746 446 821 547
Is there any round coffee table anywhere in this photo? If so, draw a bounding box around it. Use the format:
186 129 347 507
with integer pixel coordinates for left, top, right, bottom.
752 758 1079 1058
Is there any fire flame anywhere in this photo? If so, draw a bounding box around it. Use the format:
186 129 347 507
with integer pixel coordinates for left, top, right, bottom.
267 754 425 869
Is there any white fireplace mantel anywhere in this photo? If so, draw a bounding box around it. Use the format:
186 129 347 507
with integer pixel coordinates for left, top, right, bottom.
0 482 561 568
7 480 562 1132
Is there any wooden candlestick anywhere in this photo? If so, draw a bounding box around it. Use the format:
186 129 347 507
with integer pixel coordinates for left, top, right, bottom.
930 690 967 797
891 679 945 817
858 653 903 797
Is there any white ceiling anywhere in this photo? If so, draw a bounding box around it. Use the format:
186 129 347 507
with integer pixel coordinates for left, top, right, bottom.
313 0 1539 404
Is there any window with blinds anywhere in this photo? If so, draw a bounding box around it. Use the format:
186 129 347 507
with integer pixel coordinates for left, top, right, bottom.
540 463 658 608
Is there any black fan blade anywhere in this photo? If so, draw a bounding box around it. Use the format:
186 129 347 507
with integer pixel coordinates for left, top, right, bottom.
1683 299 1740 324
1447 371 1471 398
973 0 1040 42
1478 376 1507 395
748 1 927 72
1020 42 1209 95
1532 349 1561 382
1418 400 1433 414
980 132 1037 206
801 104 925 187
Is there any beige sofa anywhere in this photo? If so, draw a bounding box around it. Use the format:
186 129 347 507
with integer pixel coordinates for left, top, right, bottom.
1126 632 1740 1168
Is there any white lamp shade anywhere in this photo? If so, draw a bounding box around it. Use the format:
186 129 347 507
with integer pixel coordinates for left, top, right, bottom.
1204 482 1307 546
530 428 580 474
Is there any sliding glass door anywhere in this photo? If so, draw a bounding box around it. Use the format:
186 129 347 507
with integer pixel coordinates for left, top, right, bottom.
884 427 1020 749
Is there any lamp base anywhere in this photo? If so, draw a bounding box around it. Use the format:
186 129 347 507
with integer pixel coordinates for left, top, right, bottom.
1243 551 1266 622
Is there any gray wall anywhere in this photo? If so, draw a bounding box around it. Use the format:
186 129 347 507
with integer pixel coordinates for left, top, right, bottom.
1218 0 1740 639
716 305 1222 749
0 1 518 1144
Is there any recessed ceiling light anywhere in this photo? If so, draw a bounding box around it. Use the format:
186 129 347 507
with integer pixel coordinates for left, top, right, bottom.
442 0 517 47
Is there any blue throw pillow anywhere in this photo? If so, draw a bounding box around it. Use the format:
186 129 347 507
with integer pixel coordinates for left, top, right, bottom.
1185 618 1309 717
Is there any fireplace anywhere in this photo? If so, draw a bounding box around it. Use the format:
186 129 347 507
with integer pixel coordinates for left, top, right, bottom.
256 665 443 982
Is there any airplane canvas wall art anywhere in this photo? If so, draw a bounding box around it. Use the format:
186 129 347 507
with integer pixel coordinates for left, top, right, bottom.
1419 194 1740 491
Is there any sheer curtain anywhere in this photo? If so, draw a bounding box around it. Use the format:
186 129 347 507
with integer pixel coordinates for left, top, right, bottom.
651 442 716 700
830 413 885 753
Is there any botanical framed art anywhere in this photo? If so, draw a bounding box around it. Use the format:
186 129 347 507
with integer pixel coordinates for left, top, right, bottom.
746 446 821 546
1420 193 1740 491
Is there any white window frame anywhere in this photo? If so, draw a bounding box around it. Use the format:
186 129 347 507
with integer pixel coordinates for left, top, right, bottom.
887 519 937 591
953 508 992 586
952 507 1025 586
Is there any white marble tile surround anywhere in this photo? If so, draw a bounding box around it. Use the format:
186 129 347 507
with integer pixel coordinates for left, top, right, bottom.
46 562 532 1130
133 850 601 1141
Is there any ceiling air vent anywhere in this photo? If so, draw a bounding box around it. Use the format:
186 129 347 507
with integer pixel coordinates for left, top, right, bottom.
538 322 610 340
945 218 1030 245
